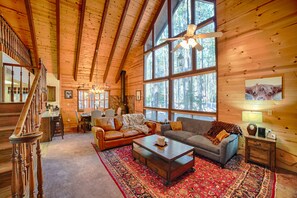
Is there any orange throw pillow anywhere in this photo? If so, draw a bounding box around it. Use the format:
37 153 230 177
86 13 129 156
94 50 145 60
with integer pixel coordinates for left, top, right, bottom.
216 130 230 141
170 121 182 131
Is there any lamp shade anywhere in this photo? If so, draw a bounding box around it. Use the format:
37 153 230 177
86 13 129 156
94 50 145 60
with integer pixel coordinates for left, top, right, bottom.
242 111 263 123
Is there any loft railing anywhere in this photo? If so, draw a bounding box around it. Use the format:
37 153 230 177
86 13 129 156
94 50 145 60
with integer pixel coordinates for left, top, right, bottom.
0 15 32 66
2 63 35 103
9 60 47 197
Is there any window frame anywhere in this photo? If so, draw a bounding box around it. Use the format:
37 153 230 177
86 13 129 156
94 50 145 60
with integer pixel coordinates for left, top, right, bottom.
77 89 110 112
143 0 217 122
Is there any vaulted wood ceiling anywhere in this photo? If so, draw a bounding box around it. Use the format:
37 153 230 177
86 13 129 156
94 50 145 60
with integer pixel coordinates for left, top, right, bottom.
0 0 162 83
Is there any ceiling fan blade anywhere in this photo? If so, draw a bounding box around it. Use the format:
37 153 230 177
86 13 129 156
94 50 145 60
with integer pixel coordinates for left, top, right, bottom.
161 37 184 41
194 42 204 51
195 32 223 38
186 24 197 36
171 43 181 52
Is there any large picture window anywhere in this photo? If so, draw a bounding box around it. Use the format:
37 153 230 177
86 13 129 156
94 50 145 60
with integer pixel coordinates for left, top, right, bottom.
143 0 217 122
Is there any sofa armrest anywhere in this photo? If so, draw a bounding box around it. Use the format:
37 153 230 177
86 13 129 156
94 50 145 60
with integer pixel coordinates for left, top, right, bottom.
220 134 238 165
92 126 106 150
161 124 171 136
145 121 156 134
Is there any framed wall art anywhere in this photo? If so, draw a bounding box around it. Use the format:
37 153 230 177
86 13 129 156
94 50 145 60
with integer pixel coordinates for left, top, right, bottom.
245 76 282 100
64 90 73 99
136 90 141 101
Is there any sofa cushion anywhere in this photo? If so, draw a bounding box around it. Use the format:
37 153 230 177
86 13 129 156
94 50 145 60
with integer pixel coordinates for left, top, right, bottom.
186 135 220 154
177 117 212 135
123 130 140 138
104 131 123 140
95 117 116 131
163 130 195 142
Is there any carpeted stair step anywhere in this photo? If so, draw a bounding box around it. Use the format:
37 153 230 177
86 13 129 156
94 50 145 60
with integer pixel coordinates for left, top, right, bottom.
0 103 24 113
0 142 13 163
0 126 15 143
0 185 11 198
0 113 20 127
0 161 12 189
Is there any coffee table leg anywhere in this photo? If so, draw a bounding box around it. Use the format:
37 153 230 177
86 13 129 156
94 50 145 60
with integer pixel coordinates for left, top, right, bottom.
165 180 171 186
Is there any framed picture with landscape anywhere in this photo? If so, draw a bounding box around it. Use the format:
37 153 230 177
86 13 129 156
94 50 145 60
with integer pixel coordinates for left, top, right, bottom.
136 90 141 101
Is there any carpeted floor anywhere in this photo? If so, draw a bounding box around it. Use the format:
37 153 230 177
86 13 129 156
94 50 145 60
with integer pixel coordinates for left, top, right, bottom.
41 132 123 198
41 132 297 198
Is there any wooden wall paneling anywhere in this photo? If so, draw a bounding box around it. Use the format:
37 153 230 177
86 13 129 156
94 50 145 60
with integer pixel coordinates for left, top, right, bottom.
31 0 57 73
25 0 39 67
59 0 80 76
217 0 297 173
103 0 131 83
73 0 86 81
56 0 60 79
89 0 110 82
114 0 149 83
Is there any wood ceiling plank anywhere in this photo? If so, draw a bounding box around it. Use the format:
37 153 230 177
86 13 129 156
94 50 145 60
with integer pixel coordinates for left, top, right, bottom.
73 0 87 81
25 0 39 67
103 0 131 83
115 0 149 83
89 0 110 82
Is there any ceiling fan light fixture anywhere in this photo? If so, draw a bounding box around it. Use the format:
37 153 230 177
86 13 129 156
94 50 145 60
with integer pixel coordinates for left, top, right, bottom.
188 38 197 47
180 40 190 49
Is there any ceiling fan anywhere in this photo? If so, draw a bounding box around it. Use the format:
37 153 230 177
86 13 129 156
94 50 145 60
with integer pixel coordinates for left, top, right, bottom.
162 24 223 52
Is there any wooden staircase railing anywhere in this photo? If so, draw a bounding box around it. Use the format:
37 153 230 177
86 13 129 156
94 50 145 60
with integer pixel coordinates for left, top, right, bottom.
9 60 47 198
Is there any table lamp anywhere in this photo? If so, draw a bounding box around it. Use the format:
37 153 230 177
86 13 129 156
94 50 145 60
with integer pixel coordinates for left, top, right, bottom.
242 111 263 136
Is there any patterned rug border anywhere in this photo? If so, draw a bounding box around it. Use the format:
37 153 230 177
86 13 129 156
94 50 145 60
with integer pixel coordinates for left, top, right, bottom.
92 143 277 198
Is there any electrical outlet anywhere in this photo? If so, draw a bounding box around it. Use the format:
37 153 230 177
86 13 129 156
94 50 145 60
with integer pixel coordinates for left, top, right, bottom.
267 109 273 116
67 118 70 122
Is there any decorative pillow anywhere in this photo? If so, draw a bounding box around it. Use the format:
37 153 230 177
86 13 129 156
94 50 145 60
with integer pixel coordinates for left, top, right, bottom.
95 117 115 131
206 125 225 138
216 129 230 141
170 121 182 131
114 117 123 131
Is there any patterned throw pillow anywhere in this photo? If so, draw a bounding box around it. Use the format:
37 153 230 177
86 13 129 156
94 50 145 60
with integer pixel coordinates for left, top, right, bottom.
170 121 183 131
216 129 230 141
95 117 115 131
206 125 225 137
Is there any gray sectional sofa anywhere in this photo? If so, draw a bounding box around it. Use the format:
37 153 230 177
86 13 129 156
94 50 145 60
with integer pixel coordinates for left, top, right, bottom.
161 117 239 167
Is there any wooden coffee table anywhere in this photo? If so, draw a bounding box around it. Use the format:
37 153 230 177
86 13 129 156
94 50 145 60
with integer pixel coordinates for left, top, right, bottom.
132 135 195 185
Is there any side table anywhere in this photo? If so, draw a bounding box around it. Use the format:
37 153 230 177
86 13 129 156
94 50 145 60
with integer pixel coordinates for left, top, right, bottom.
245 135 276 171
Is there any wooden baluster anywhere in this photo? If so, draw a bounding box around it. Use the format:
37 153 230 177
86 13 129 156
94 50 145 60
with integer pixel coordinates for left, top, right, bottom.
20 67 23 102
1 65 4 102
36 140 43 198
28 143 35 197
11 66 14 102
17 143 25 197
11 144 18 198
28 72 31 93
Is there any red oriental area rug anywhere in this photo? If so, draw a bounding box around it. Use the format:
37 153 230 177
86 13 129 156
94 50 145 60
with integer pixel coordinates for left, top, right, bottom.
93 145 276 198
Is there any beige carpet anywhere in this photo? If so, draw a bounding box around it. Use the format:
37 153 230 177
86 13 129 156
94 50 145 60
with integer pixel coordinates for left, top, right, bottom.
41 132 123 198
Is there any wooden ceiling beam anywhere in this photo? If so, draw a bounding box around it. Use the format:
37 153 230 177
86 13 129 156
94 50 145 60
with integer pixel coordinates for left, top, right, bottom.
73 0 87 81
115 0 149 83
56 0 60 80
89 0 110 82
24 0 39 67
142 0 166 45
103 0 130 83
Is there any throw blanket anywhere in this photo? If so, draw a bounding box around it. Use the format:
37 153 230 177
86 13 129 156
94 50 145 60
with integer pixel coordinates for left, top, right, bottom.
122 114 150 134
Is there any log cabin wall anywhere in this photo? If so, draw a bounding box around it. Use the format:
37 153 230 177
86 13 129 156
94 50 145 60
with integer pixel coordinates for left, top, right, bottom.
125 0 297 173
60 74 121 132
217 0 297 172
125 46 144 114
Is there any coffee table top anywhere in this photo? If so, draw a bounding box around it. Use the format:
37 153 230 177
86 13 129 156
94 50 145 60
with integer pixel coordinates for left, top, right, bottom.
133 134 194 161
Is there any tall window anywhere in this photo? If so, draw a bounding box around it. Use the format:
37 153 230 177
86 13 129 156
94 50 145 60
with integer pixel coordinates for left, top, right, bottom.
144 0 217 122
77 89 109 111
